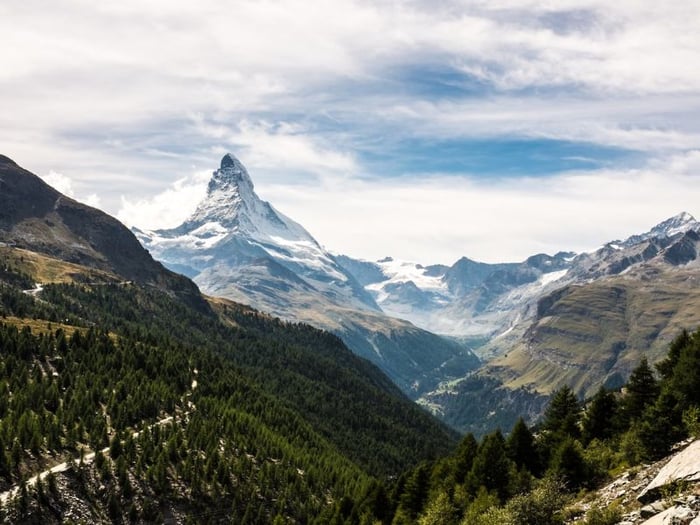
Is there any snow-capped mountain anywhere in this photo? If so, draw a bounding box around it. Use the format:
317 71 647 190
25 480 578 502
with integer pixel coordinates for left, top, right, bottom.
565 212 700 280
136 154 479 394
416 212 700 434
336 212 700 349
335 251 576 342
135 154 377 312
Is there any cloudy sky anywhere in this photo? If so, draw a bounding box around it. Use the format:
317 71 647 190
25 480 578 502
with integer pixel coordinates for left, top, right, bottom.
3 0 700 264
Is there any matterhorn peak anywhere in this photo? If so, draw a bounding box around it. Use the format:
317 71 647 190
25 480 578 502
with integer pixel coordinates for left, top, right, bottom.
208 152 255 195
220 153 238 169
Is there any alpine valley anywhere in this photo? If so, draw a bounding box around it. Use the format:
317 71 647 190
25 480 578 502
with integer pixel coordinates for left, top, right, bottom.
134 154 479 395
137 154 700 434
2 152 700 524
0 153 457 522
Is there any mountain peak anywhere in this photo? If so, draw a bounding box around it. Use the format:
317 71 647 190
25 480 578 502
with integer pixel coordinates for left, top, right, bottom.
153 153 315 243
220 153 238 169
208 152 254 194
651 212 697 237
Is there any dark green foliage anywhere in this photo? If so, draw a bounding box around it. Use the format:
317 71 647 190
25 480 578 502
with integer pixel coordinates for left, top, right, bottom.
452 432 479 485
664 330 700 411
468 430 514 501
37 282 456 476
548 439 589 489
622 357 659 422
542 386 581 439
581 387 618 445
0 276 456 522
507 417 539 474
636 390 685 459
656 329 691 380
397 463 431 519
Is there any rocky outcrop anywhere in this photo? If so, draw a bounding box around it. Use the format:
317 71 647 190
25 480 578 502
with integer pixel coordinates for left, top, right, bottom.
639 500 699 524
639 440 700 503
568 439 700 524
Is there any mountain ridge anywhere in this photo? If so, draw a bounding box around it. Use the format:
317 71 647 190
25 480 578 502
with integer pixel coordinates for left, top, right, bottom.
0 154 205 310
136 154 480 395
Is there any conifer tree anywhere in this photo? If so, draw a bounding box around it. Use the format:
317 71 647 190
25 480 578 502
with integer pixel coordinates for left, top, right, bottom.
548 438 589 489
656 329 691 380
468 430 513 501
623 357 659 422
581 387 618 444
452 433 479 484
506 418 538 474
542 386 581 439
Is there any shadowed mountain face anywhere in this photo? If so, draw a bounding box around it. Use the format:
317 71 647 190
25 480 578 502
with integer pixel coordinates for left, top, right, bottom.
0 155 204 308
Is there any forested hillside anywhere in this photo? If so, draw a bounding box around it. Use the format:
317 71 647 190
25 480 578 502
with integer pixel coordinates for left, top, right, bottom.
0 248 455 523
346 327 700 524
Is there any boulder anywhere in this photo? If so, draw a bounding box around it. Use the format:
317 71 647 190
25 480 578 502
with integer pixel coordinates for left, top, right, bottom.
638 440 700 503
640 501 669 518
640 505 695 524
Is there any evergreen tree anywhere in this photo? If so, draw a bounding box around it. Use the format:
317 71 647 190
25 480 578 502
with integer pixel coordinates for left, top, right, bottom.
637 389 685 459
623 356 659 422
656 329 691 380
666 332 700 411
452 433 479 485
468 430 513 501
542 386 581 439
397 463 431 520
506 418 538 475
548 438 589 490
581 387 618 445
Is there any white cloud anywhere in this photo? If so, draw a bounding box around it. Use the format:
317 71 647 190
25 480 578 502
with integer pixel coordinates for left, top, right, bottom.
40 170 102 209
42 171 74 196
4 0 700 264
116 151 700 264
117 171 210 229
196 119 358 178
375 95 700 152
256 150 700 263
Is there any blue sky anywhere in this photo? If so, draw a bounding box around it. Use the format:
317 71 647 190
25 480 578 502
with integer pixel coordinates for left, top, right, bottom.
2 0 700 263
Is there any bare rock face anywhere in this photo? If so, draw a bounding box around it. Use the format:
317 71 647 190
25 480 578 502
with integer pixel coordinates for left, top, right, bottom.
640 504 696 524
639 440 700 504
0 154 206 310
567 440 700 525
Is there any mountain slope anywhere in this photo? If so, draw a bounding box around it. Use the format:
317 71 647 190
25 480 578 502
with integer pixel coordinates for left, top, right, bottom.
0 154 203 308
136 154 479 394
0 154 458 521
483 226 700 398
335 251 575 342
418 214 700 433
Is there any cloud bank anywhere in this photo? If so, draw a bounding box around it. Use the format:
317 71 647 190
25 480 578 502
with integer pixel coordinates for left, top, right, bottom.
3 0 700 262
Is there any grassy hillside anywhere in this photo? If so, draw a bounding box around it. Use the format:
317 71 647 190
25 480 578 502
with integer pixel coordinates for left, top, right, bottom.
485 264 700 398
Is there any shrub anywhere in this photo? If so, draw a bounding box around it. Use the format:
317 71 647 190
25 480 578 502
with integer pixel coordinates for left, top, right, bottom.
584 504 622 525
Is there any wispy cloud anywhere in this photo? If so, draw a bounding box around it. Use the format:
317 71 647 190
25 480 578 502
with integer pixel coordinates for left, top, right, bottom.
116 150 700 263
258 152 700 263
3 0 700 261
